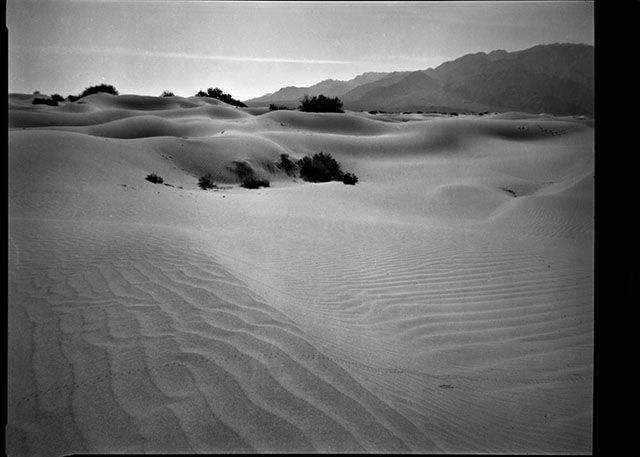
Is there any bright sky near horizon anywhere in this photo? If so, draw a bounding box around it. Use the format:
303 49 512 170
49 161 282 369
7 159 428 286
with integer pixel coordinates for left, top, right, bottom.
8 1 594 101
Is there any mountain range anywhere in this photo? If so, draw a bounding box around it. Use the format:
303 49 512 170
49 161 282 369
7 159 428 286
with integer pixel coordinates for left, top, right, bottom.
244 43 594 115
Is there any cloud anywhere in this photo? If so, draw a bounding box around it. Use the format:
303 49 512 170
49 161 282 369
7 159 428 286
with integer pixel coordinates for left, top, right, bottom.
13 44 359 65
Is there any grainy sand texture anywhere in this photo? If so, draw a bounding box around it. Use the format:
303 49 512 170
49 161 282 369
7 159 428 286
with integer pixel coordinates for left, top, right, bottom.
8 93 593 454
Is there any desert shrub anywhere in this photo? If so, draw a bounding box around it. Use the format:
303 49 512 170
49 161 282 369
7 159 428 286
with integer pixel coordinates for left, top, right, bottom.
342 173 358 185
67 94 80 102
276 154 297 176
368 110 379 114
145 173 164 184
241 178 270 189
194 87 247 107
231 161 255 181
198 173 217 190
33 91 41 95
32 97 58 106
79 84 119 98
50 94 65 103
298 94 344 113
161 90 175 97
297 151 344 182
269 104 290 111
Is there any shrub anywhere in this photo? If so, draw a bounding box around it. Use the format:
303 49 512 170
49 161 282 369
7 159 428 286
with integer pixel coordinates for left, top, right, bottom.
194 87 247 107
269 104 290 111
368 110 379 114
161 90 175 97
32 97 58 106
299 94 344 113
198 173 217 190
241 178 270 189
276 154 297 176
231 161 255 181
50 94 65 103
145 173 164 184
79 84 119 98
33 91 41 95
67 94 80 102
297 151 344 182
342 173 358 185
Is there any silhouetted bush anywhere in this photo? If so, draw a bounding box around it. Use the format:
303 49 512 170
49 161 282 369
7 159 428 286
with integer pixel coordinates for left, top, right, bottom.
32 97 58 106
145 173 164 184
368 110 379 114
198 173 217 190
161 90 175 97
269 104 290 111
50 94 65 103
79 84 119 98
297 151 344 182
195 87 247 107
342 173 358 185
276 154 297 177
299 94 344 113
67 95 80 102
296 151 358 185
241 178 270 189
33 91 41 95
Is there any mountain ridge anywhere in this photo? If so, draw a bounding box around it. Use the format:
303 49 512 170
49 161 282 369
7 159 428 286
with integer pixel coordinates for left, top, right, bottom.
244 43 594 115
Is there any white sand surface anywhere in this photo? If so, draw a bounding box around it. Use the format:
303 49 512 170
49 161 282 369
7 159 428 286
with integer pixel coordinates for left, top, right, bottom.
8 93 593 454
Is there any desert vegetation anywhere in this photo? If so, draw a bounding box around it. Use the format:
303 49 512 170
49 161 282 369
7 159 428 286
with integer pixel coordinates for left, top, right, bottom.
298 94 344 113
198 173 218 190
241 178 270 189
275 152 358 185
145 173 164 184
63 84 119 103
276 154 297 177
161 90 175 97
79 84 119 98
32 97 59 106
297 152 357 185
195 87 247 107
269 104 290 111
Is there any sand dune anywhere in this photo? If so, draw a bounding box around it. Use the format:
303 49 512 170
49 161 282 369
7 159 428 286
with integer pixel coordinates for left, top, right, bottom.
8 94 593 454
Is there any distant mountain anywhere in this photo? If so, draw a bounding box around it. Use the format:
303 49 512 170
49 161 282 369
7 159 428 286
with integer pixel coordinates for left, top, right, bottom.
245 43 594 115
351 43 594 114
244 72 388 107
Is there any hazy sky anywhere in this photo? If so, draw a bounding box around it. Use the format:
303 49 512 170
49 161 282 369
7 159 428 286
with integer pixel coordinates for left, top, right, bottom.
8 1 594 100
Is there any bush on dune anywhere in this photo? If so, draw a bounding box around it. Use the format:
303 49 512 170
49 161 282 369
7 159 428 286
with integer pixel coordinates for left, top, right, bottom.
198 173 218 190
298 94 344 113
241 178 270 189
32 97 58 106
276 154 297 177
342 173 359 185
269 104 290 111
79 84 119 98
50 94 65 103
297 151 358 185
161 90 175 97
145 173 164 184
195 87 247 107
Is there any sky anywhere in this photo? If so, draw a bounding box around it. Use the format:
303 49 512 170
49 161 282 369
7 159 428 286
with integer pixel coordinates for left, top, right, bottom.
7 1 594 101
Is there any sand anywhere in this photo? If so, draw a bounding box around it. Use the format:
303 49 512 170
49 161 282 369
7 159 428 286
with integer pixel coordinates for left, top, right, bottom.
7 93 593 454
